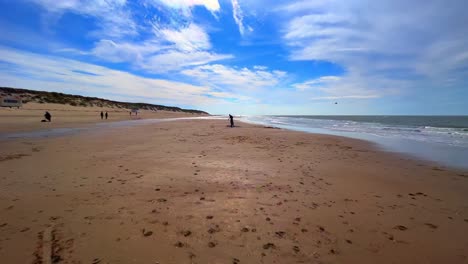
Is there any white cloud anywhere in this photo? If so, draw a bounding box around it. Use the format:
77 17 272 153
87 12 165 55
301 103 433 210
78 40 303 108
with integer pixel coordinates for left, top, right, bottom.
181 64 286 89
83 23 233 73
231 0 246 35
141 50 233 73
28 0 137 38
159 24 211 52
281 0 468 100
293 76 341 91
293 73 403 100
0 47 243 107
26 1 233 73
153 0 220 12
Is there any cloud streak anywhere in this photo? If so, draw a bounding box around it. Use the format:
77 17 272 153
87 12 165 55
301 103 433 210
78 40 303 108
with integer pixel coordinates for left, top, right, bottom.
0 47 243 107
281 0 468 100
182 64 286 90
231 0 246 35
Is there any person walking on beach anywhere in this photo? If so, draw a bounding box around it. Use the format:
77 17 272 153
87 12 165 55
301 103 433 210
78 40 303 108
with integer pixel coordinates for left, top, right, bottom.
100 111 104 119
44 111 51 122
229 114 234 128
105 112 108 119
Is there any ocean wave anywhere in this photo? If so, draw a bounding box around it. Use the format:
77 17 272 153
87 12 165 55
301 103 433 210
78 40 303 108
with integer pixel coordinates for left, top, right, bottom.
240 116 468 148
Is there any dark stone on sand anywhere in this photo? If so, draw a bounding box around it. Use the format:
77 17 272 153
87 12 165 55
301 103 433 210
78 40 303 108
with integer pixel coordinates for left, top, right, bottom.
265 217 271 221
183 230 192 237
206 215 214 219
318 226 325 232
301 228 308 233
345 239 352 244
155 188 160 191
157 198 167 202
233 257 240 264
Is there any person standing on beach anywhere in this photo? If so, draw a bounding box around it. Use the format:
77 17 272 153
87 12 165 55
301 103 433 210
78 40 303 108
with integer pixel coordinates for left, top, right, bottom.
229 114 234 128
105 112 108 119
100 111 104 119
44 111 51 122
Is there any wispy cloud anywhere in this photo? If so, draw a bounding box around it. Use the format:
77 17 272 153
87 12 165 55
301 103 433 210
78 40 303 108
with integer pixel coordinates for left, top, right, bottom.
293 73 403 100
181 64 286 89
151 0 220 12
293 76 341 91
0 47 242 107
231 0 246 35
87 23 233 73
28 0 137 38
281 0 468 100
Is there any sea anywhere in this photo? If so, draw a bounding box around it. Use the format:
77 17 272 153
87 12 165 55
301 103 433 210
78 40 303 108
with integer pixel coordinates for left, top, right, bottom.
240 115 468 170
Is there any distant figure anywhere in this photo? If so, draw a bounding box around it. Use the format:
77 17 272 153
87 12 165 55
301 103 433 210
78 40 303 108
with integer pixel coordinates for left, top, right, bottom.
105 112 108 119
44 111 51 122
100 111 104 119
229 114 234 128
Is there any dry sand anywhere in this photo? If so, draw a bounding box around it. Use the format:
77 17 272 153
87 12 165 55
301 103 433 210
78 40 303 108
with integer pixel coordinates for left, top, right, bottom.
0 118 467 264
0 102 205 133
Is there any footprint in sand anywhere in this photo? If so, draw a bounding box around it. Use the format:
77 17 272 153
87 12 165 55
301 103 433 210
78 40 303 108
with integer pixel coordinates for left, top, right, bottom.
263 243 276 250
424 223 438 229
175 241 185 248
293 245 300 253
142 229 153 237
208 241 217 248
208 224 221 234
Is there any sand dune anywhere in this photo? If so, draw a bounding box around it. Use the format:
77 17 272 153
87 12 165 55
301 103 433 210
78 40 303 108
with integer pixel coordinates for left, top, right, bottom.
0 119 467 263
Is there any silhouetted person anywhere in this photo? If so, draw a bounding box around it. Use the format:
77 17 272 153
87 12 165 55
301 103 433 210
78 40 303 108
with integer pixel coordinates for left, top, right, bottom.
105 112 108 119
100 111 104 119
229 114 234 128
44 111 51 122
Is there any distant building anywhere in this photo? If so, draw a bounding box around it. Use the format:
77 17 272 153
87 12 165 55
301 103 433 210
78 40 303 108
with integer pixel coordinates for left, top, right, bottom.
0 96 22 108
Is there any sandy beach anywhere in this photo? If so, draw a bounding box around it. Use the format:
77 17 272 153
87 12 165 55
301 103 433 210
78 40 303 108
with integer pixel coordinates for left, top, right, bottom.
1 117 468 263
0 103 206 133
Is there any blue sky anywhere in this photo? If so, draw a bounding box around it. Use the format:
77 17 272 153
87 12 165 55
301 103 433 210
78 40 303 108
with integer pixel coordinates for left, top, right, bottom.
0 0 467 115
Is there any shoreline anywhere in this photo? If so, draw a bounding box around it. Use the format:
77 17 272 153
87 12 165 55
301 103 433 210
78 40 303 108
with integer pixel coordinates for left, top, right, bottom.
1 116 466 173
240 117 468 171
1 119 467 263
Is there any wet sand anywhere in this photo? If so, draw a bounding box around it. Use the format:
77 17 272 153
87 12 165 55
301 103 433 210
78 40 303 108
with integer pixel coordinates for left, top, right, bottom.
0 119 467 263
